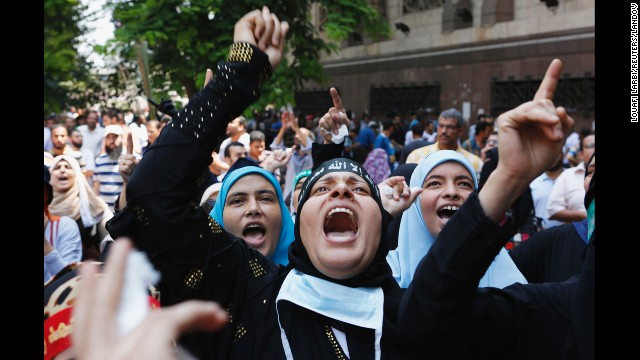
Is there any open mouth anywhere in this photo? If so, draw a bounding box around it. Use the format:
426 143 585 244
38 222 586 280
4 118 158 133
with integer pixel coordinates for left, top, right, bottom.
436 205 459 221
323 207 358 242
242 223 266 246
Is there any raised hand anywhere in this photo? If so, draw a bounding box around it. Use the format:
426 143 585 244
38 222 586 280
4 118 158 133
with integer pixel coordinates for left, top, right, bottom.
318 87 350 142
378 176 423 218
119 132 138 183
495 59 573 183
281 111 292 129
479 59 574 222
290 113 300 132
233 6 289 69
261 148 293 173
73 239 228 360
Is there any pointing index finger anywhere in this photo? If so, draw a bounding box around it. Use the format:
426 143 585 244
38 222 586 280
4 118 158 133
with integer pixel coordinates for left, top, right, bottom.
126 131 134 154
533 58 563 101
329 87 344 112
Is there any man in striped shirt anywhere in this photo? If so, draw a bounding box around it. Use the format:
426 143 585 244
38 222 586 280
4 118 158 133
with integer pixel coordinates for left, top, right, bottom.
93 125 126 212
405 108 483 176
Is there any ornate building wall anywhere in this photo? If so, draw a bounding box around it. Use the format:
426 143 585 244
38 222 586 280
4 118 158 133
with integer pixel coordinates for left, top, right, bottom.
299 0 595 131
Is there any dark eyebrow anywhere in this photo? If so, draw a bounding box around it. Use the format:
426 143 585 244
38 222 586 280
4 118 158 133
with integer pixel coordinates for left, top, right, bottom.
424 174 444 182
228 189 277 197
455 174 474 182
257 189 277 197
227 191 248 198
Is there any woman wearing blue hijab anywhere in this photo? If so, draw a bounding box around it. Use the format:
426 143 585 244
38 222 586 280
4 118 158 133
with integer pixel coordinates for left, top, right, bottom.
386 150 527 288
289 169 312 222
211 166 294 266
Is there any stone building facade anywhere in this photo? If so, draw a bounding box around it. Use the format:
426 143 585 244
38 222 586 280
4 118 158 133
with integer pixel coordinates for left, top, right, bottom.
296 0 595 131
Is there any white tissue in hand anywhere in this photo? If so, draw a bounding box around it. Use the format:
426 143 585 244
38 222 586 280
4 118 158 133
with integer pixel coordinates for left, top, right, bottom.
116 250 160 335
321 124 349 144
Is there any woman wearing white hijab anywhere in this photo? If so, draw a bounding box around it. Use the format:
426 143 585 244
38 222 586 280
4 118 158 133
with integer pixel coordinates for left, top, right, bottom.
386 150 526 288
49 155 113 260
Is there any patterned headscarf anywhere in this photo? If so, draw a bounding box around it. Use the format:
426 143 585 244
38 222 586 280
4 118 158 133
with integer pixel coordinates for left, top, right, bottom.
363 148 391 185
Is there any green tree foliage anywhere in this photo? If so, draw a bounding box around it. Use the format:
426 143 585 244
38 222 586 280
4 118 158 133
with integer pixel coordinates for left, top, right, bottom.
103 0 390 114
44 0 91 116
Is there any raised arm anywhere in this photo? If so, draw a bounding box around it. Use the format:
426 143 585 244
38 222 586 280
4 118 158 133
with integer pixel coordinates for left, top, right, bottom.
398 59 575 359
311 87 350 168
106 6 289 298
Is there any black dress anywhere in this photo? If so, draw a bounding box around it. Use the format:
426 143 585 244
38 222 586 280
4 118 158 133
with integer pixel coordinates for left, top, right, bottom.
509 221 587 283
398 193 593 360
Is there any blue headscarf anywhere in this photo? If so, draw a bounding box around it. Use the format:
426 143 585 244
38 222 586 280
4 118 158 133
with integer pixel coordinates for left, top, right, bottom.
210 166 294 266
289 169 312 216
386 150 527 288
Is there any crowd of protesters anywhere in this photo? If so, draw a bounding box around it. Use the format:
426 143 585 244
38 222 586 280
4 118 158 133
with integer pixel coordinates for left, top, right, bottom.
44 6 594 360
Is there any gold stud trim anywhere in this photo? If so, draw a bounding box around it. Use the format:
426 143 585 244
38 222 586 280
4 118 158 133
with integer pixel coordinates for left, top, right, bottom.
248 258 266 277
324 325 346 360
225 303 234 324
227 43 253 63
234 324 247 342
208 216 223 234
184 266 204 289
133 206 150 226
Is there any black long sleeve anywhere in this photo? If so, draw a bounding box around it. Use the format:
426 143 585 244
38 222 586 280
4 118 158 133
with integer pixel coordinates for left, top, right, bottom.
312 142 344 170
398 193 575 360
106 42 275 298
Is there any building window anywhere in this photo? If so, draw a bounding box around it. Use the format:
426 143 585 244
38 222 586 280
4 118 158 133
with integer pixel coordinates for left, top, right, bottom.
294 89 340 118
369 84 441 119
491 76 595 117
403 0 444 14
481 0 514 26
442 0 474 33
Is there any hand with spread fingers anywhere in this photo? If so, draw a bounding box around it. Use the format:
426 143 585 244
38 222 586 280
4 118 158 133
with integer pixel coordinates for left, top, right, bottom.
72 239 228 360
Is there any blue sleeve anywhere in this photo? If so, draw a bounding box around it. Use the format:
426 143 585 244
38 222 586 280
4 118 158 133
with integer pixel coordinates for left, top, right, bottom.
45 217 82 280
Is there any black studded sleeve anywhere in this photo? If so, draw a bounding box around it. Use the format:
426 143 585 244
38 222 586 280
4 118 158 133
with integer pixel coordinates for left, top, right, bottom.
107 43 273 259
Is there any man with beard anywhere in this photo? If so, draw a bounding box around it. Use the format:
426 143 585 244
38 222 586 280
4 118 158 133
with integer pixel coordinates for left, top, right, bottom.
93 125 126 212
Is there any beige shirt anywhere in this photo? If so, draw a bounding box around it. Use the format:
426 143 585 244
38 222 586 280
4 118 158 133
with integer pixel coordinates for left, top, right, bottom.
546 162 586 217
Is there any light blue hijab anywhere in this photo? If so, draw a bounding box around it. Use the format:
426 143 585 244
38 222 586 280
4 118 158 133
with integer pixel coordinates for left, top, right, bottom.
386 150 527 288
210 166 294 266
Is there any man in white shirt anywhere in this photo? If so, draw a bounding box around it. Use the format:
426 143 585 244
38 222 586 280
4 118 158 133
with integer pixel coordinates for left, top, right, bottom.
76 110 104 160
547 134 595 223
218 116 250 161
530 152 564 229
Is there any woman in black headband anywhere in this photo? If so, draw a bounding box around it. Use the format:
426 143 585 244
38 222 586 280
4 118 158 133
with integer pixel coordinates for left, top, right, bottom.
106 7 417 359
105 7 579 359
